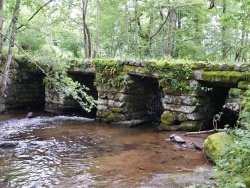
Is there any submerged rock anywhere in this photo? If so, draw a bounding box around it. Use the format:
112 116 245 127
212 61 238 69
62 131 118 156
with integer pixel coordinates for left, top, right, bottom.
0 141 18 149
166 134 186 143
174 135 186 143
26 112 34 118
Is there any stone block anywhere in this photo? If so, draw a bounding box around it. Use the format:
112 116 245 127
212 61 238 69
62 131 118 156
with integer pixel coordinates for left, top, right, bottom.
203 132 231 163
177 113 187 121
158 124 178 131
98 98 108 105
96 104 108 111
187 113 202 120
163 104 197 113
162 95 175 104
161 112 175 125
177 121 200 131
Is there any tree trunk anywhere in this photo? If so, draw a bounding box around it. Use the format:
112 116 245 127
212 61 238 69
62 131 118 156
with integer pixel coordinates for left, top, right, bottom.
82 0 91 58
0 0 21 96
221 0 227 59
134 0 138 59
125 3 130 57
166 8 175 57
0 0 3 57
92 0 99 58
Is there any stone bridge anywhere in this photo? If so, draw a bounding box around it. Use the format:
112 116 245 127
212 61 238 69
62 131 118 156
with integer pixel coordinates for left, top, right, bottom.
1 58 249 131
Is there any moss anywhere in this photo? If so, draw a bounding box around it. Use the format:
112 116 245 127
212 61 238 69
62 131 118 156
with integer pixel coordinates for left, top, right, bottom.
211 64 220 71
123 65 138 73
229 88 241 97
177 121 199 131
98 91 107 98
158 124 178 131
203 132 232 163
202 71 246 83
111 107 124 113
97 110 110 118
161 113 175 125
244 177 250 187
189 62 206 70
114 93 122 101
238 81 249 89
107 113 115 121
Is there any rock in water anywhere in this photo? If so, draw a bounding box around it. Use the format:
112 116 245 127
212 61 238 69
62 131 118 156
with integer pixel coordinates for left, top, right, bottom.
170 134 176 139
174 135 186 143
26 112 34 118
190 142 203 151
0 141 18 148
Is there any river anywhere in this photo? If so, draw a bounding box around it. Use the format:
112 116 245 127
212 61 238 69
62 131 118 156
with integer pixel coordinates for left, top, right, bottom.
0 110 213 188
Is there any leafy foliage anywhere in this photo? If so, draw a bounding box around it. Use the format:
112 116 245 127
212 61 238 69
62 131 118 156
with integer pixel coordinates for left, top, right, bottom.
37 49 96 112
142 60 193 92
214 87 250 187
93 59 132 88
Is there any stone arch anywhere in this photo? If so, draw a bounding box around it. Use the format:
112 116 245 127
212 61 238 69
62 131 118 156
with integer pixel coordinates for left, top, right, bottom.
96 74 164 127
45 73 98 118
0 69 46 112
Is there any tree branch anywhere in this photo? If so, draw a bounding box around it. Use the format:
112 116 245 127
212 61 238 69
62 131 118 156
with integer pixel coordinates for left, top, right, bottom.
150 13 169 39
17 0 54 30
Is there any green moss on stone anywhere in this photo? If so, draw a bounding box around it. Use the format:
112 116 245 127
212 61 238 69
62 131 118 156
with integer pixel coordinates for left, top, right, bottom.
161 113 174 125
202 71 246 83
244 177 250 187
107 113 115 121
190 62 206 70
177 121 199 131
123 65 138 73
97 111 110 118
238 81 249 89
158 124 178 131
203 132 232 163
114 93 122 101
229 88 241 97
111 107 124 113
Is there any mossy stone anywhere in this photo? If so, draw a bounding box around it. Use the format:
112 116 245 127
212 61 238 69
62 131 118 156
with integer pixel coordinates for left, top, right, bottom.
202 71 246 83
244 177 250 187
158 124 178 131
190 62 206 70
123 65 138 73
97 111 110 118
161 113 174 125
238 81 249 89
107 113 115 121
111 107 124 113
203 132 231 163
177 121 199 131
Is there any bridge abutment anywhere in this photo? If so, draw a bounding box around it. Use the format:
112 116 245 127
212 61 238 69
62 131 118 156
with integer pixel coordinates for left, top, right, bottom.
96 75 163 127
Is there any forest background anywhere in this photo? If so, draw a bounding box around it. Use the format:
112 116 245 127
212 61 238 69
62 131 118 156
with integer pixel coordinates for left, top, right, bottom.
1 0 250 187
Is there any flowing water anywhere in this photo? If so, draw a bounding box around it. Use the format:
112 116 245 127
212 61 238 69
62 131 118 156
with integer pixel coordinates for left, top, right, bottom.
0 110 212 188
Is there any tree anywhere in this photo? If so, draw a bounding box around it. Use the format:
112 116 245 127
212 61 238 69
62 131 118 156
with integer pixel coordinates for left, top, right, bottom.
0 0 21 96
0 0 3 56
82 0 91 58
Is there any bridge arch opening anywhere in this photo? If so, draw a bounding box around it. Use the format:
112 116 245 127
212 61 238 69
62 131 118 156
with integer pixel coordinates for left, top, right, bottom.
64 73 98 118
123 74 164 125
199 82 241 130
1 71 46 112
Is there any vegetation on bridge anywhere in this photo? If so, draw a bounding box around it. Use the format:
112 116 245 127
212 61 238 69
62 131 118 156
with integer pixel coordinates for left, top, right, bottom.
1 0 250 187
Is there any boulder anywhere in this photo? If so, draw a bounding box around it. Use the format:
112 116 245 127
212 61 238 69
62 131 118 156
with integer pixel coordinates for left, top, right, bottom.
203 132 231 163
177 121 199 131
174 135 186 143
0 141 18 148
26 112 34 118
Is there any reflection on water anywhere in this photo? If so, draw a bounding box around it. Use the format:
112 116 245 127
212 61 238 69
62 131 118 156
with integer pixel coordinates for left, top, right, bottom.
0 111 212 187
